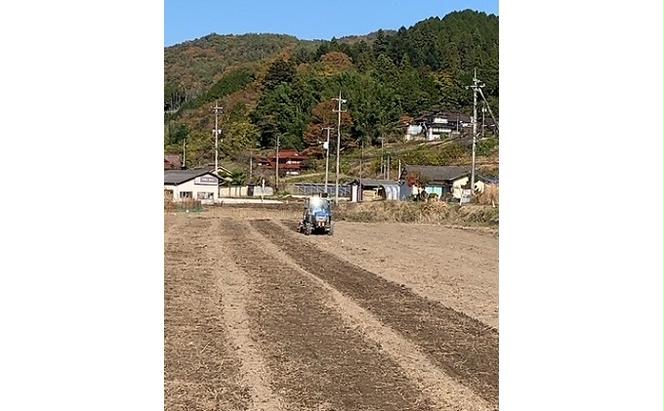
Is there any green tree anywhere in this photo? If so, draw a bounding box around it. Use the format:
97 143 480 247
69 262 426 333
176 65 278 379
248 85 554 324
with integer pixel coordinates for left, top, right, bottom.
263 59 296 90
221 120 260 154
166 123 189 145
251 83 309 150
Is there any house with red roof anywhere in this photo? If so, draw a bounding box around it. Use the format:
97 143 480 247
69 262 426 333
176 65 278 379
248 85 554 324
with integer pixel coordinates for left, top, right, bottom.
257 149 308 176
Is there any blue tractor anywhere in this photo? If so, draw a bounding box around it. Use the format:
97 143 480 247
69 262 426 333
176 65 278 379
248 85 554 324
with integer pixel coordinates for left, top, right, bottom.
297 195 334 235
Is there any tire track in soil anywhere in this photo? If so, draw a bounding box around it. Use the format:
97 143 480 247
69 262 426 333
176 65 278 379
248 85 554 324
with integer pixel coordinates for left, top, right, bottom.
222 218 435 411
252 219 499 407
248 220 494 411
165 217 250 411
207 219 287 411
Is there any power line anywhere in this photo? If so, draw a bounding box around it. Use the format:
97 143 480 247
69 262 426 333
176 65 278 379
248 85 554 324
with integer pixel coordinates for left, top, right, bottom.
477 88 499 133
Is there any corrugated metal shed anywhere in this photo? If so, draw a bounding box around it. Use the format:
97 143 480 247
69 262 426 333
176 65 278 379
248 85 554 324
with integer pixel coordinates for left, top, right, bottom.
354 179 401 201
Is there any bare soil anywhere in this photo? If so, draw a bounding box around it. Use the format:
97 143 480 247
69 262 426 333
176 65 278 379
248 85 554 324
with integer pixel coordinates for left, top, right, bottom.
281 219 499 328
164 207 499 410
252 220 498 405
164 217 250 411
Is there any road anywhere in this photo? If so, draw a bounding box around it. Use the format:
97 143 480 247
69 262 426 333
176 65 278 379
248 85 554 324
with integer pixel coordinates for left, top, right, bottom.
165 207 498 411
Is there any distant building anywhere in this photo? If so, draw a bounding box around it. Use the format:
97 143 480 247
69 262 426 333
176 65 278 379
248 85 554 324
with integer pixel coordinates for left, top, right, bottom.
404 112 471 141
164 168 219 204
164 154 183 170
399 165 489 200
350 179 400 202
257 149 308 176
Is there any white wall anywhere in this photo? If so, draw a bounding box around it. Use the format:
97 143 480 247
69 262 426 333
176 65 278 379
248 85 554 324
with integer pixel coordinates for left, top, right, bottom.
403 177 486 200
217 185 276 197
253 186 273 196
452 176 469 199
452 176 486 199
219 185 247 197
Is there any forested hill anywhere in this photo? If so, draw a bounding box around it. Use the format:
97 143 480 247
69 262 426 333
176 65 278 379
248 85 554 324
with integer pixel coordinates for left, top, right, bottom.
164 9 498 167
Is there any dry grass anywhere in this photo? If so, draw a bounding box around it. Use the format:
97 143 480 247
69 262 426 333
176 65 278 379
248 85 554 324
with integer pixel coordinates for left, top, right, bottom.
164 199 203 212
475 184 499 206
335 201 498 226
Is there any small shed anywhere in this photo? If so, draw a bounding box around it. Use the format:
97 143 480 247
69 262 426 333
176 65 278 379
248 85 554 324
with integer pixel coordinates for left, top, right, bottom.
351 179 400 201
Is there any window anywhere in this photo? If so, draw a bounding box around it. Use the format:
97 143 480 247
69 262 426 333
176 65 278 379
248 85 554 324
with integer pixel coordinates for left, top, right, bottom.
197 192 214 200
179 191 192 199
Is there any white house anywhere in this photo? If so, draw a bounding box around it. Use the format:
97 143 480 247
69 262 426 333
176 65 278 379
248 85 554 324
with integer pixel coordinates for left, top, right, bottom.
399 165 489 200
164 169 219 204
404 112 471 141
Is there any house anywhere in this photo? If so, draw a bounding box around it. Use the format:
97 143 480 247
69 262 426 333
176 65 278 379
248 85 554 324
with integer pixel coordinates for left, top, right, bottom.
164 154 183 170
164 168 219 204
399 165 490 200
404 112 471 141
257 149 308 176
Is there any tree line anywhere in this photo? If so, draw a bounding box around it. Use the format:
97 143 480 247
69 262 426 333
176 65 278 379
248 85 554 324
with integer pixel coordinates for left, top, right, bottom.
165 10 498 167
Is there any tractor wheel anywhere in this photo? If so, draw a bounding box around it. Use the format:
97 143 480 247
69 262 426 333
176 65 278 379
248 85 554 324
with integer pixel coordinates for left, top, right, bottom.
304 224 312 236
328 224 334 236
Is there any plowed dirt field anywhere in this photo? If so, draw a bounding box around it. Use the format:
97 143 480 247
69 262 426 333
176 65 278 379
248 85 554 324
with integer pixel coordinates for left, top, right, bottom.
165 207 498 411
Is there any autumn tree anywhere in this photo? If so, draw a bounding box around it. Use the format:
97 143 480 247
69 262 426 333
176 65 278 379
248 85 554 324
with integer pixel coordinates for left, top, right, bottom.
319 51 353 76
302 99 353 157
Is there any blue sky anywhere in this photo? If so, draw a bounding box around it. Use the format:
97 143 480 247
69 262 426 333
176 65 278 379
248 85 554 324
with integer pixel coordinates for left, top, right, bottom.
165 0 498 46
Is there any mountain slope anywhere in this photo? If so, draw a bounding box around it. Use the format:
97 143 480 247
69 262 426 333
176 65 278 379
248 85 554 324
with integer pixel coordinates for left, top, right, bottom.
164 10 498 171
165 33 318 102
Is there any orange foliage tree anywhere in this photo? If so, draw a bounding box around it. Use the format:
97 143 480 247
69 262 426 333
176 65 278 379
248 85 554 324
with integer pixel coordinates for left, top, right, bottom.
302 100 354 157
319 52 353 75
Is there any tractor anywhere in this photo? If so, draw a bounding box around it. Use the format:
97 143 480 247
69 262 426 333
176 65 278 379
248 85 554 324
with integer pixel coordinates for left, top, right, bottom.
297 195 334 235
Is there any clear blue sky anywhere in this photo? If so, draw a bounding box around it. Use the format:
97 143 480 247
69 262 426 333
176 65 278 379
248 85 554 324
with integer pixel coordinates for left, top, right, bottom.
165 0 498 46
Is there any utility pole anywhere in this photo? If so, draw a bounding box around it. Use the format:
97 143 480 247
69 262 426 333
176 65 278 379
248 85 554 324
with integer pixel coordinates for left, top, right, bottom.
213 101 223 176
467 69 484 196
322 127 334 194
398 158 401 181
359 139 364 202
332 91 347 204
379 137 385 178
275 134 280 191
249 152 253 181
482 103 486 138
182 138 186 169
385 155 389 180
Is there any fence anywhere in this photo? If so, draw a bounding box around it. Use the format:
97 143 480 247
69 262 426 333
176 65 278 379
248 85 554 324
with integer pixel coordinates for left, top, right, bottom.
219 185 274 197
290 183 351 197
